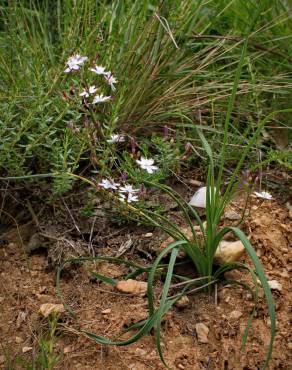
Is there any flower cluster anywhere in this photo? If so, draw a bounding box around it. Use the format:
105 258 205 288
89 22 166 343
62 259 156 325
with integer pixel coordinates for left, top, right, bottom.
98 179 139 203
64 54 117 104
64 54 88 73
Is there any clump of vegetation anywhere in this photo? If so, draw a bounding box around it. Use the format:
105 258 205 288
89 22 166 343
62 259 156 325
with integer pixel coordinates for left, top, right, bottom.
1 1 291 369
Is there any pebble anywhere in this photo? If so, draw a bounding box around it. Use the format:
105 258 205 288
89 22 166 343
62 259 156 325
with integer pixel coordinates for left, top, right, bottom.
195 323 209 343
15 336 23 344
144 232 153 238
224 212 241 221
102 308 111 314
268 280 282 291
135 348 147 356
229 310 243 320
175 295 190 309
38 303 65 318
214 240 245 264
22 346 33 353
116 279 147 296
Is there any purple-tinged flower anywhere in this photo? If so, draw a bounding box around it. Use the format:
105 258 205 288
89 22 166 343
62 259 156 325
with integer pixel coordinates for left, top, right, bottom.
104 72 118 91
79 85 98 98
64 54 88 73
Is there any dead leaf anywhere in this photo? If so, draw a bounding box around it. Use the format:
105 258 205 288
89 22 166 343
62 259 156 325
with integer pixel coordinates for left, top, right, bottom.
39 303 65 318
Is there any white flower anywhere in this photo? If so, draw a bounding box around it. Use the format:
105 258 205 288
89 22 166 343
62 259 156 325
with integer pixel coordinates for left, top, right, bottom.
90 65 107 75
189 186 218 208
136 157 158 174
119 193 126 202
64 54 88 73
106 134 125 144
118 192 139 203
99 178 120 190
127 193 139 203
92 94 111 104
79 85 97 98
104 72 118 91
119 184 139 194
254 191 273 200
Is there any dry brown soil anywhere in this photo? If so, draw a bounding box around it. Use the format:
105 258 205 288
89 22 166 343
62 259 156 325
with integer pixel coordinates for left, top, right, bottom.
0 194 291 370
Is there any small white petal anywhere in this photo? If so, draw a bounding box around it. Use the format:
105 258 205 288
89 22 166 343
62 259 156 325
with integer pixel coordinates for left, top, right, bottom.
92 94 111 104
119 184 139 194
90 65 107 75
136 157 158 174
106 134 125 144
189 186 218 208
253 191 273 200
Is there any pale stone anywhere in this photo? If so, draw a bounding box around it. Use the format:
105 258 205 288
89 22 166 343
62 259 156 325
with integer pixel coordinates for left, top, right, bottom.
116 279 147 296
102 308 111 314
229 310 243 320
144 232 153 238
38 303 65 318
224 212 241 221
15 336 23 344
22 346 33 353
214 240 245 265
175 295 190 309
268 280 282 291
189 187 218 208
195 323 209 343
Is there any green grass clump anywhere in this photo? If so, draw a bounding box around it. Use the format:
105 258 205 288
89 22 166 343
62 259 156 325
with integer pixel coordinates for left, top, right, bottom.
1 0 291 195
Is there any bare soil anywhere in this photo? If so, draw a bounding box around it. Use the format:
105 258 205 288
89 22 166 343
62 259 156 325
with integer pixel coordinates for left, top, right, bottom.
0 192 291 370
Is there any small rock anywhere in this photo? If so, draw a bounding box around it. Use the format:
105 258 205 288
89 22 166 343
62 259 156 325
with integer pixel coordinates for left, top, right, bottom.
287 342 292 350
15 336 23 344
144 232 153 238
116 279 147 296
224 212 241 221
102 308 111 314
135 348 147 356
63 346 72 354
189 187 218 208
175 295 190 309
22 346 33 353
195 323 209 343
178 364 185 369
268 280 282 291
214 240 245 265
229 310 243 320
39 303 65 318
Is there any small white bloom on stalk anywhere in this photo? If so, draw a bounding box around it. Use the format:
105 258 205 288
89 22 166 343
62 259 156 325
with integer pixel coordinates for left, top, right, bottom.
79 85 97 98
253 191 273 200
118 192 139 203
189 186 218 208
99 178 120 190
107 134 125 144
92 94 111 104
90 65 107 75
64 54 88 73
136 157 158 174
119 184 139 194
104 72 118 91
